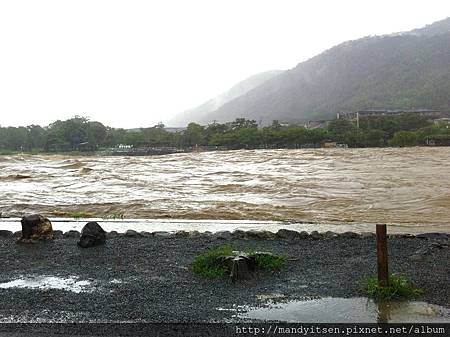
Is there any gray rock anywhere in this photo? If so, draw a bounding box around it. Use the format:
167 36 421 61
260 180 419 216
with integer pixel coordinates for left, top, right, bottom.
360 232 375 238
323 231 339 239
232 230 247 239
189 230 201 238
213 231 232 240
259 230 277 240
245 230 262 239
174 231 189 238
63 230 80 238
53 230 64 239
299 231 309 239
106 231 119 238
140 231 153 238
153 231 171 238
124 230 140 237
201 231 213 238
400 234 415 239
78 222 106 248
416 233 450 240
276 229 301 240
310 231 322 240
340 231 360 239
0 230 13 238
246 230 274 240
13 231 22 238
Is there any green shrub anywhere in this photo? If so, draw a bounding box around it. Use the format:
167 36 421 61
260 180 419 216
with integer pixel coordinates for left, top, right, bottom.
365 274 423 300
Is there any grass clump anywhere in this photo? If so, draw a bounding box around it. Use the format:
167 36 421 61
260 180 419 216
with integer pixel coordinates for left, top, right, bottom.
365 274 423 300
69 211 94 219
192 245 285 279
254 253 285 271
106 212 125 219
192 245 235 279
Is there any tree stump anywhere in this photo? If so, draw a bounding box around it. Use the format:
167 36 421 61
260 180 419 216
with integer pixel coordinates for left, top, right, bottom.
17 214 53 243
218 251 275 281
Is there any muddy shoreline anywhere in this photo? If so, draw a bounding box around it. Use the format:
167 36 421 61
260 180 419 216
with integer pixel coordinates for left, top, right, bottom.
0 232 449 324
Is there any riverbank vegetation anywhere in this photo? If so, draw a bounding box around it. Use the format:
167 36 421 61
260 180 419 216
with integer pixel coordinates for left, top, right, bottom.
1 114 449 153
365 274 423 300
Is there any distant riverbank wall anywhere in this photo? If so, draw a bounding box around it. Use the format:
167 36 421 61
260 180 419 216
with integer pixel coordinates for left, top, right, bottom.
103 145 228 156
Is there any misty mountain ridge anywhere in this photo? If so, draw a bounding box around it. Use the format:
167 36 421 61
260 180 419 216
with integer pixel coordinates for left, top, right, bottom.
168 70 283 126
169 17 450 126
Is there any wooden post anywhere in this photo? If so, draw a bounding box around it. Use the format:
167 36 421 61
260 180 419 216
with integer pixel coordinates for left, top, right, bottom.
377 301 390 323
376 224 389 287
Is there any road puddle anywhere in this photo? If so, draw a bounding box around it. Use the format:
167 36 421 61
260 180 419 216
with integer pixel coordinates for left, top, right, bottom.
0 276 92 293
229 297 450 323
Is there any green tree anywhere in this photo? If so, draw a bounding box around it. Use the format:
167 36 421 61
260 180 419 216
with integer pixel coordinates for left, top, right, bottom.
389 131 419 147
184 123 205 147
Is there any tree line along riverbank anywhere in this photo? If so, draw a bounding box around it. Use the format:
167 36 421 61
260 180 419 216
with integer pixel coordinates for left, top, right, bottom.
1 113 450 154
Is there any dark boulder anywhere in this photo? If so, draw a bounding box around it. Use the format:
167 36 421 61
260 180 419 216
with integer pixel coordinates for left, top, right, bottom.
324 231 339 239
153 231 171 238
299 231 309 239
231 230 247 239
124 229 140 237
276 229 301 240
53 230 64 239
0 230 13 238
340 231 360 239
174 231 189 238
17 214 53 243
189 231 201 238
78 222 106 248
106 231 119 239
213 231 232 240
64 230 80 238
310 231 322 240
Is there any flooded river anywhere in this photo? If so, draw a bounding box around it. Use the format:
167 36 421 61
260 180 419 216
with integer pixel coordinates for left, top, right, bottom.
0 148 449 232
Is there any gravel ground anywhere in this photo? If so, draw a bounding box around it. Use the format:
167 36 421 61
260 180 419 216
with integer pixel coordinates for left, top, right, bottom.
0 234 449 324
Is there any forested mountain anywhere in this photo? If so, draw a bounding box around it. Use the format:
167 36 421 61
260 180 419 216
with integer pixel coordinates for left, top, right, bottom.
409 16 450 36
176 18 450 126
168 70 283 126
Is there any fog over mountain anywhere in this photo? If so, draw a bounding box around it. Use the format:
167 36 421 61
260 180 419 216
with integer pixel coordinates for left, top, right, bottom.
170 17 450 126
168 70 283 126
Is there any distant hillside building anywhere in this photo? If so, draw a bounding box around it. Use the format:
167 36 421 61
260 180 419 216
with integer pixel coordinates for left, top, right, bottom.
337 108 447 120
164 127 187 134
304 120 331 129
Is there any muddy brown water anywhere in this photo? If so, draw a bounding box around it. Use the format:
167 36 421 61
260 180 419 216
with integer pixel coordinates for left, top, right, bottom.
0 148 449 233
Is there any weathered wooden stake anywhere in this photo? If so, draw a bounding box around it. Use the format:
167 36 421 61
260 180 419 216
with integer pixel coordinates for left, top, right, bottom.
376 224 389 287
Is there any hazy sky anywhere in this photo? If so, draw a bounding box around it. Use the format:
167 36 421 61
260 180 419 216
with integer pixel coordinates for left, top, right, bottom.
1 0 449 128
